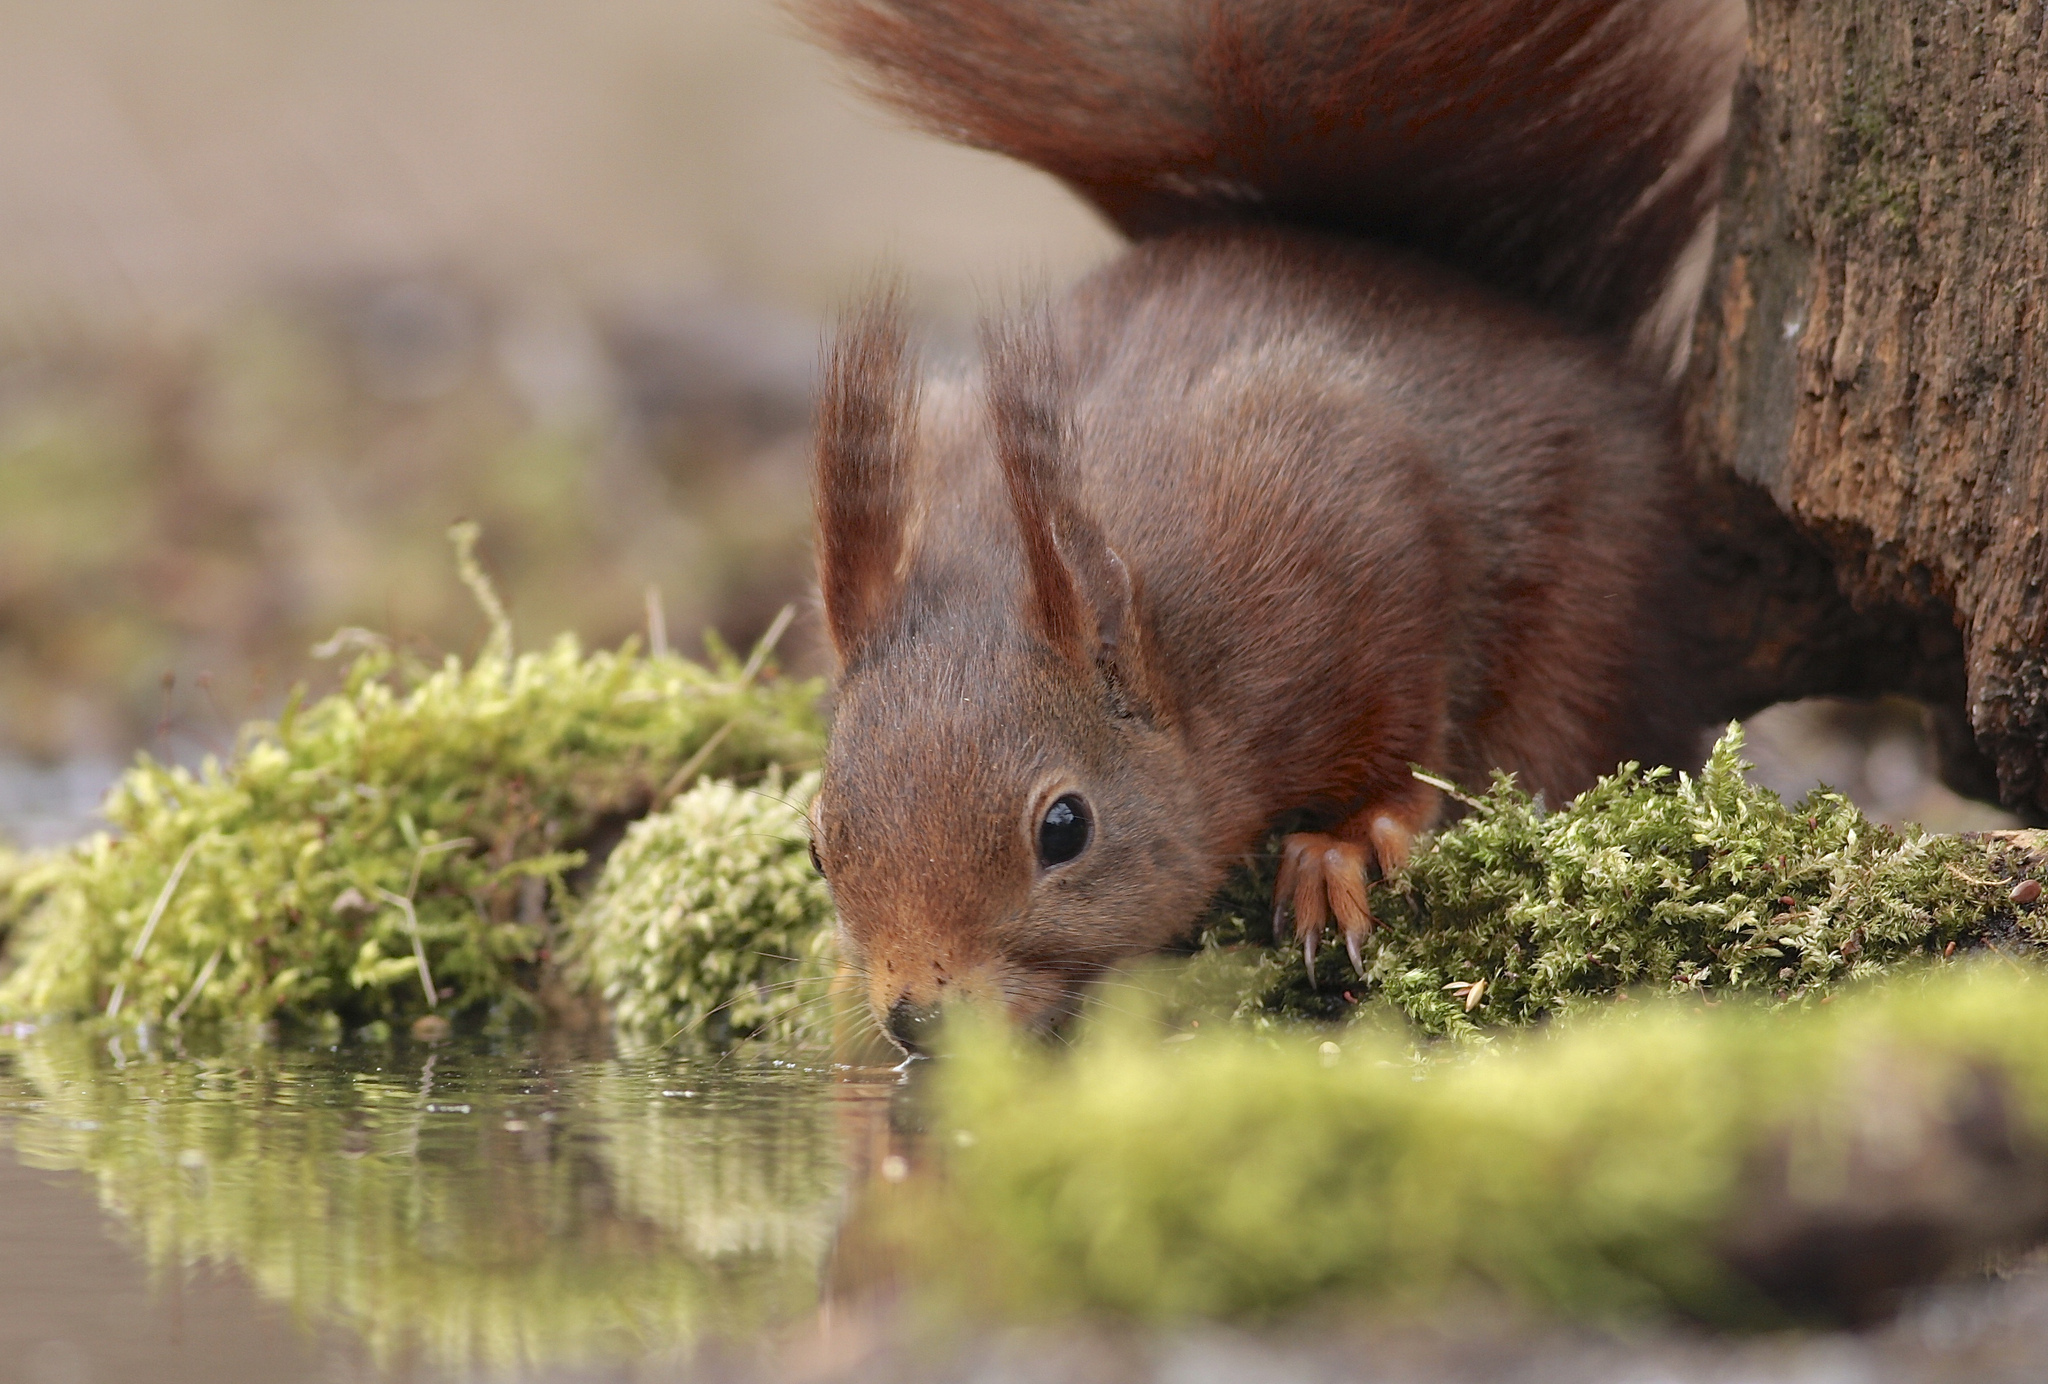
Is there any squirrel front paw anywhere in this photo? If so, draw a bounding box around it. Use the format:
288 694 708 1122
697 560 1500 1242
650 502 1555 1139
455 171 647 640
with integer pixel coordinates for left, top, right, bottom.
1273 832 1374 979
1272 798 1430 981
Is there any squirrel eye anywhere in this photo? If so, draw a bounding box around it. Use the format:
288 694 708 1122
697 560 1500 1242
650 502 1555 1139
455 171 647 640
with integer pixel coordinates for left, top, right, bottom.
808 837 825 877
1037 793 1091 868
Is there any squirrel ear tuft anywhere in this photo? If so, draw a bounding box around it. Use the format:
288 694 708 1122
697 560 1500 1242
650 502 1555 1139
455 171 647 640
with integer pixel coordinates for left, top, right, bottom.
983 312 1086 663
815 287 918 667
983 313 1148 710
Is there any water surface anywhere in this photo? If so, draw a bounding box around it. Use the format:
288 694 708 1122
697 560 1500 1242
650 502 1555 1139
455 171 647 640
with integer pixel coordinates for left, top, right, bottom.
0 1026 907 1382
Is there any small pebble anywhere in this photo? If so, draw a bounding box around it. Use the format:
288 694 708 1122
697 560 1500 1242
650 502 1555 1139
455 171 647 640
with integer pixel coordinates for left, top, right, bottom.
2012 878 2042 906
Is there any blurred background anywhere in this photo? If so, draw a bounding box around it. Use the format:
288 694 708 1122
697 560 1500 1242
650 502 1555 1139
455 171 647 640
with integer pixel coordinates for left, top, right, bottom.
0 0 2014 846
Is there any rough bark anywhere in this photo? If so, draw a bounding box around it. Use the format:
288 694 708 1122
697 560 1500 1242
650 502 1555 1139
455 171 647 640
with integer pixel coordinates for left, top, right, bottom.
1684 0 2048 821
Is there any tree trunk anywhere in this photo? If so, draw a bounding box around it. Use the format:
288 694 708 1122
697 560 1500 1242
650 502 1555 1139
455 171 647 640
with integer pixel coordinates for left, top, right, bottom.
1684 0 2048 822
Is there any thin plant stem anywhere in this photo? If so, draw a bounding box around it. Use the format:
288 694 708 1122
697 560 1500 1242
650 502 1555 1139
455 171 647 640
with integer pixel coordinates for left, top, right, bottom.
107 833 210 1020
376 888 439 1009
165 945 226 1027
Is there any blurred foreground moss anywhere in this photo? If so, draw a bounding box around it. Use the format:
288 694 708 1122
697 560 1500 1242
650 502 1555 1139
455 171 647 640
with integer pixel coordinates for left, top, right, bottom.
0 526 824 1032
919 964 2048 1325
1198 728 2047 1036
0 1029 855 1370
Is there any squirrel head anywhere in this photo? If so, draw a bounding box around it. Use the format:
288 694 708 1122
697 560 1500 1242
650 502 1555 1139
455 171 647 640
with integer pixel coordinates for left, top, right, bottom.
808 295 1215 1052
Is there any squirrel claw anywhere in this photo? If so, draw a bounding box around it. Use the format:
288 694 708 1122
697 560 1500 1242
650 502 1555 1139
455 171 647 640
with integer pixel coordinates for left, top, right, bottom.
1277 831 1376 985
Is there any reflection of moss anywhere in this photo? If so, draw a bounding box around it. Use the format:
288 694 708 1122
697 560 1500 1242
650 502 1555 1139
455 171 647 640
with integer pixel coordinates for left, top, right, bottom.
0 1028 847 1370
592 1061 844 1269
1196 728 2042 1038
928 966 2048 1324
0 527 824 1032
569 771 836 1043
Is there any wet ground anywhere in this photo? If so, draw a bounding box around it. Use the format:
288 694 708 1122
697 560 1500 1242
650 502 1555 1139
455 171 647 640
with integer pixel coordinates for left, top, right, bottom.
7 1027 2048 1384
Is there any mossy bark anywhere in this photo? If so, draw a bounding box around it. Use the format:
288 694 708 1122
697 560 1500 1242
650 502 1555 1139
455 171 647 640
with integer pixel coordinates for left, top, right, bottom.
1685 0 2048 820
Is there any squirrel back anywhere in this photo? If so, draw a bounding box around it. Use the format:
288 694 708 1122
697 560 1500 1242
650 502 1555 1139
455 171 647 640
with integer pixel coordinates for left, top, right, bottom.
803 0 1742 369
799 0 1744 1051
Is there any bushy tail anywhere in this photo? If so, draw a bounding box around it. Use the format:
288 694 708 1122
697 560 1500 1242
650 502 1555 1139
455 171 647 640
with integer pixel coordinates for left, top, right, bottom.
799 0 1742 365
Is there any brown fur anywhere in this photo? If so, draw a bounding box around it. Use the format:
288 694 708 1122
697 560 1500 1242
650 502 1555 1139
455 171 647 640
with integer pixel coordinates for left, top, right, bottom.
801 0 1741 364
800 0 1741 1047
814 290 918 666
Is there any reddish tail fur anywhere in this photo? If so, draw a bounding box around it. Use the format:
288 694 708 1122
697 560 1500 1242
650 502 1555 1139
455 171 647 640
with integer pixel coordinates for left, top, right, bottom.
802 0 1740 363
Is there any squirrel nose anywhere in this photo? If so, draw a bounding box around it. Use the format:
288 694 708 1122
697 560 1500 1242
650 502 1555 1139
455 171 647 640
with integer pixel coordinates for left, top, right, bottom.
884 998 945 1055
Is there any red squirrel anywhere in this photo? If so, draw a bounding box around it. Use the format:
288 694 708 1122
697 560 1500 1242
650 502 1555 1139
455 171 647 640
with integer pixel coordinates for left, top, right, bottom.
798 0 1745 1052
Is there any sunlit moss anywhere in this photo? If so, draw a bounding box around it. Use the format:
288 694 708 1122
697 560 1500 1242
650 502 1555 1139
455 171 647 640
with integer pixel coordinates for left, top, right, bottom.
0 1028 851 1371
567 771 837 1044
1197 727 2045 1037
0 526 824 1032
922 964 2048 1324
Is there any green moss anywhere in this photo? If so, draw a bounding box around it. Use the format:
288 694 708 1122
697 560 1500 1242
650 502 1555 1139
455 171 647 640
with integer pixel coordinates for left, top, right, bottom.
923 964 2048 1324
1197 727 2042 1038
0 525 824 1032
1826 78 1920 242
566 771 838 1044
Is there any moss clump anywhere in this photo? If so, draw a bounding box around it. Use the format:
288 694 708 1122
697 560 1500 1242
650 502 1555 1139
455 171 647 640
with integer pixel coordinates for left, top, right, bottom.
1198 727 2044 1038
567 771 837 1044
0 526 823 1032
923 964 2048 1325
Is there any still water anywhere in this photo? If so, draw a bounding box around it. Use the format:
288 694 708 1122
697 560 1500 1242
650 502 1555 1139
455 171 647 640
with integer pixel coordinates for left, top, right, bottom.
0 1028 909 1383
